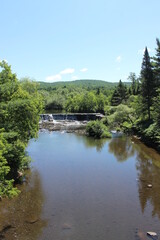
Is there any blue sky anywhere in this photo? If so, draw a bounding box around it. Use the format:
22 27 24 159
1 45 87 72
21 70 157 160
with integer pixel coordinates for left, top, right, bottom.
0 0 160 82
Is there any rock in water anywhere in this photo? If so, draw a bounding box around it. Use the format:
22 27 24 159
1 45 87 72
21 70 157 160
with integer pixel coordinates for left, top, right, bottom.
147 232 157 238
62 223 71 230
147 184 152 188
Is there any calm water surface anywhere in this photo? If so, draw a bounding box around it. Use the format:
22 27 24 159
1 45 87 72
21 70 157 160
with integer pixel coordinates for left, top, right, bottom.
0 131 160 240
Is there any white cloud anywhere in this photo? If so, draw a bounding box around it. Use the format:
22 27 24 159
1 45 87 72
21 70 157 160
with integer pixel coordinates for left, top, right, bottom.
71 76 79 80
60 68 75 75
45 67 75 82
138 48 152 55
45 74 62 82
80 68 88 72
116 56 122 63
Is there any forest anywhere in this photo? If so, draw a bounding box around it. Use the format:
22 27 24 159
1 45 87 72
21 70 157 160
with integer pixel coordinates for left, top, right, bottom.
0 38 160 197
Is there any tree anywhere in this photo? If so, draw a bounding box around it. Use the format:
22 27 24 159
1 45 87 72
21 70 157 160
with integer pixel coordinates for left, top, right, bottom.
140 47 155 120
0 61 43 196
108 104 134 129
153 89 160 127
152 38 160 89
127 72 139 95
96 93 105 113
80 92 97 112
86 120 111 139
111 80 128 106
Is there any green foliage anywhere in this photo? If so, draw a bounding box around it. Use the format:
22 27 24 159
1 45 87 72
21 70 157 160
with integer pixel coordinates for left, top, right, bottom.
140 47 155 120
135 121 160 151
65 92 106 113
152 38 160 89
107 104 134 129
38 79 119 90
127 72 140 95
111 80 129 106
0 64 43 197
0 131 19 197
153 88 160 126
38 79 129 113
86 120 111 139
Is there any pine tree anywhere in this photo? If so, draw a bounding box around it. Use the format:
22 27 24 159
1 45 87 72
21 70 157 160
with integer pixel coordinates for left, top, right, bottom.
140 47 155 120
111 80 128 106
152 38 160 89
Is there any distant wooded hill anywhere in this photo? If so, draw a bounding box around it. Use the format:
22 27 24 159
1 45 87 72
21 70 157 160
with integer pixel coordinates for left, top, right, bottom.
38 79 131 90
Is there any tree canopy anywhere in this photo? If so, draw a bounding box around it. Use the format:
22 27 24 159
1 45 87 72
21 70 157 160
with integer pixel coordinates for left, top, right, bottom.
0 61 43 197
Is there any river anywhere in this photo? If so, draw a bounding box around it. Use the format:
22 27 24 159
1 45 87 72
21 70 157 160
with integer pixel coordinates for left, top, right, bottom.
0 131 160 240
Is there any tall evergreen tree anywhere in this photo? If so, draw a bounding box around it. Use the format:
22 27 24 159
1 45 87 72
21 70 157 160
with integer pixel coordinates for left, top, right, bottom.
140 47 155 120
111 80 128 106
152 38 160 89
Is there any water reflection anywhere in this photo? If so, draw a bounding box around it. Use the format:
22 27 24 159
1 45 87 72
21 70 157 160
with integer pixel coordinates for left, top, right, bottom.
108 136 160 219
0 170 47 240
108 137 135 162
1 132 160 240
135 141 160 219
83 136 108 152
73 134 108 152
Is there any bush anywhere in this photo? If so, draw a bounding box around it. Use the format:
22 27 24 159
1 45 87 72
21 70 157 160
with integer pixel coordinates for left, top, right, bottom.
107 104 134 129
86 120 111 139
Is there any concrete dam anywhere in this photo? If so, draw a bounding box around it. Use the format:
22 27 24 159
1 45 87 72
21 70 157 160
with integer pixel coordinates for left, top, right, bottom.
39 113 105 131
40 113 104 122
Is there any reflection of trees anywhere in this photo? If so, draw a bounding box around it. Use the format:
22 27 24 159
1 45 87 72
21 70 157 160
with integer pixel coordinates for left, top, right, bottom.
74 134 108 152
83 136 108 152
136 143 160 219
0 170 47 240
108 137 135 162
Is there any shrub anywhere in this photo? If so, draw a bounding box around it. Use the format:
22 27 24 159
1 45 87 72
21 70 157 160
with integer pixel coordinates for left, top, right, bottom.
86 120 111 139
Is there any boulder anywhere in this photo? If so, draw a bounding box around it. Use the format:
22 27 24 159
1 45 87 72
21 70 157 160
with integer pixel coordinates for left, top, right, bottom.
147 232 157 238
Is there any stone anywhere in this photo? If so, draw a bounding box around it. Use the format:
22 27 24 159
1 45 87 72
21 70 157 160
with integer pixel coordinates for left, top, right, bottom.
17 171 23 178
25 217 39 224
147 232 157 238
147 184 152 188
62 223 71 230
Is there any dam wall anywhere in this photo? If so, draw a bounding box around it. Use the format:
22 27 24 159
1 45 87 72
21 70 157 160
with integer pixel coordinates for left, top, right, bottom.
40 113 104 121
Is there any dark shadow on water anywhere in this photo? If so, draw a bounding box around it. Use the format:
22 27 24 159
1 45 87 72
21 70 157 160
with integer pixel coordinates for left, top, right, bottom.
0 170 47 240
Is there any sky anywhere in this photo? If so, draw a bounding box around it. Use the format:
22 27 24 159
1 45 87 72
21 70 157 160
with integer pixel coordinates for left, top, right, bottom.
0 0 160 83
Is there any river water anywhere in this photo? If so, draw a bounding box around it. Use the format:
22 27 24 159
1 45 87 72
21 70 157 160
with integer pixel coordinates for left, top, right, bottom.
0 131 160 240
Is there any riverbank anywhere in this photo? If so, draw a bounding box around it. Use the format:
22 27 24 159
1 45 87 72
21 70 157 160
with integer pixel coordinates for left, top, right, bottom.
131 121 160 153
132 131 160 153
